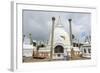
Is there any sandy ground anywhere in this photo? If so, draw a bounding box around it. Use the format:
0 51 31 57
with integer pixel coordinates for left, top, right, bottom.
23 56 91 63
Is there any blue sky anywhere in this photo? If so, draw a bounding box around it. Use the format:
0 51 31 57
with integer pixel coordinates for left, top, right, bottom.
23 10 91 42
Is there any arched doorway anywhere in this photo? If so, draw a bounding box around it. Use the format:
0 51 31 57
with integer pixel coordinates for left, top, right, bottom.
54 45 64 53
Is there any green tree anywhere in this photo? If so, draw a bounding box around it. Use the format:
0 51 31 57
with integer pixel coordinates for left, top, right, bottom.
72 34 75 39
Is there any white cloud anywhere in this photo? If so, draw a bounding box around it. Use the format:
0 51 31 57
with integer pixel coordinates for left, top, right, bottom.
23 10 91 42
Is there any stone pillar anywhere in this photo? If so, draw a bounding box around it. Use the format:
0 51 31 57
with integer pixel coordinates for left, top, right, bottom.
68 19 72 46
50 17 55 60
68 19 73 59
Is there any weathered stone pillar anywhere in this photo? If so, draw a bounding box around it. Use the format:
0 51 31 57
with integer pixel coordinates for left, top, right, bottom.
50 17 55 60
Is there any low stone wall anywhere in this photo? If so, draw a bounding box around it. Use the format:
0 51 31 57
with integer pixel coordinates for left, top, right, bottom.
33 51 50 59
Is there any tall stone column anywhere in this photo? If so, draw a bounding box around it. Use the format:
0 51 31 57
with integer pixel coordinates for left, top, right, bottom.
50 17 55 60
68 19 74 59
68 19 72 46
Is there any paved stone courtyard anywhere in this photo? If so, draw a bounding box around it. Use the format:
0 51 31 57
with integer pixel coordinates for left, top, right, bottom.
23 56 91 63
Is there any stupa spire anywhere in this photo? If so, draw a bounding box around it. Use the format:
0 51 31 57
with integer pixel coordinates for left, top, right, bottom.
56 16 63 27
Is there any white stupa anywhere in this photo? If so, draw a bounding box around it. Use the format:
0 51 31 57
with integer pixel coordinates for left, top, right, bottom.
48 16 71 59
23 36 35 57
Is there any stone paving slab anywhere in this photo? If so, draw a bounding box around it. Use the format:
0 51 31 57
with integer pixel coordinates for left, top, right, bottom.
23 56 91 63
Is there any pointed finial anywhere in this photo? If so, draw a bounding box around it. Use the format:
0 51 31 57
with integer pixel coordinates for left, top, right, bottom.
68 19 72 22
52 17 55 21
